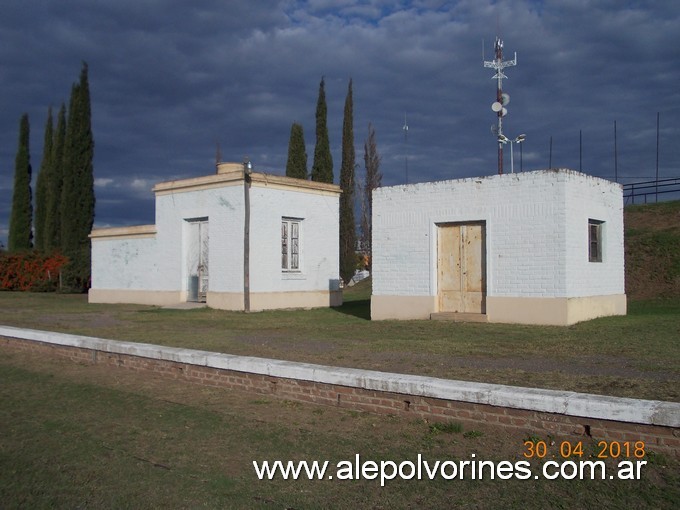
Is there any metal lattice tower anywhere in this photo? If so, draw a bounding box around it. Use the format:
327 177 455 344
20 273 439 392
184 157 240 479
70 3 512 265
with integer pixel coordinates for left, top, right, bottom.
483 37 516 174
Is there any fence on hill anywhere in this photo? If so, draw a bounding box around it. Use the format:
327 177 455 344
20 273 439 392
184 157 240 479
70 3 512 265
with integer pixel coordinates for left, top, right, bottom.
623 177 680 205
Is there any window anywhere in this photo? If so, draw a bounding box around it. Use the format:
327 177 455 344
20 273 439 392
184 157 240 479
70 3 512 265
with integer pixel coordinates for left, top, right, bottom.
281 218 301 271
588 219 604 262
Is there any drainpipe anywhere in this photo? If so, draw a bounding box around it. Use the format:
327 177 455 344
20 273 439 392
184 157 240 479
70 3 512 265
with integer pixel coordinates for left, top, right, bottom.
243 158 252 312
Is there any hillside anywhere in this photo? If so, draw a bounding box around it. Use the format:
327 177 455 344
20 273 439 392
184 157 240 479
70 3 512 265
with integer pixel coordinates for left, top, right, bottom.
625 199 680 299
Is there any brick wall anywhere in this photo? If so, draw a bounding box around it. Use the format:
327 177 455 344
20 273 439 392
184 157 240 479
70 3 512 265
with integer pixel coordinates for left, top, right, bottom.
372 169 624 299
2 331 677 457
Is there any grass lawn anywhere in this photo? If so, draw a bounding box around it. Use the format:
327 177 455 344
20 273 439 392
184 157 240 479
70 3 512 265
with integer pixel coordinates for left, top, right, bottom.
1 348 678 509
0 284 678 402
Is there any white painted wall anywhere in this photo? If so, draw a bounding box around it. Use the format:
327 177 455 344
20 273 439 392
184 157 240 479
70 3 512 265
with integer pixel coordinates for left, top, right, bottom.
155 185 245 294
91 175 341 303
372 169 624 300
91 236 161 290
249 185 340 294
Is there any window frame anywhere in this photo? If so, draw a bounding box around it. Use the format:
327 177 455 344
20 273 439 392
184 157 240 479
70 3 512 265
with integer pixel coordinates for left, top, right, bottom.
588 219 604 263
281 217 302 272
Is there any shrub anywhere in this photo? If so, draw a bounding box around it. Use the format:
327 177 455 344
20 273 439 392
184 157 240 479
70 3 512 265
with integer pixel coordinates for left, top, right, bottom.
0 252 69 291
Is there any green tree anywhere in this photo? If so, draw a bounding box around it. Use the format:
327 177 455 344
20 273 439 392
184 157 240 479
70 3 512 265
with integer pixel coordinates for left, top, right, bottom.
311 77 333 183
8 114 33 252
60 63 95 291
45 103 66 252
360 122 382 271
285 122 308 179
34 107 54 252
339 79 357 284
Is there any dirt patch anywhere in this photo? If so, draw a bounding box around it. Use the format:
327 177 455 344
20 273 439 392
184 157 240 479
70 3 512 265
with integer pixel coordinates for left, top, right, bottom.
33 311 125 329
368 352 673 380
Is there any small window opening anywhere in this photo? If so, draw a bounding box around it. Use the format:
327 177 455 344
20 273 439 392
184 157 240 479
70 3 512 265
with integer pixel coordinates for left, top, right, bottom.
588 219 604 262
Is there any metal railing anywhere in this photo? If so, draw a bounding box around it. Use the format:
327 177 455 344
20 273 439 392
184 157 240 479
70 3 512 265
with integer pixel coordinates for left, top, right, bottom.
623 177 680 205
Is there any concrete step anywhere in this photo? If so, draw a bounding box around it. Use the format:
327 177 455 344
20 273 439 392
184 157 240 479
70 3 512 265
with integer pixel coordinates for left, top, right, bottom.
430 312 488 323
162 302 208 310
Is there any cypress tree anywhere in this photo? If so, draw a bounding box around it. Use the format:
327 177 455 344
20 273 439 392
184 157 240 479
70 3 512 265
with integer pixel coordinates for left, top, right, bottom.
45 103 66 252
60 63 95 291
285 122 308 179
34 107 54 252
339 79 357 284
360 122 382 271
311 77 333 183
8 114 33 252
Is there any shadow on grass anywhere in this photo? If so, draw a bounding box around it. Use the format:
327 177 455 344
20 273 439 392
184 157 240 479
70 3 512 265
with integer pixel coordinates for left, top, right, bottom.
332 299 371 320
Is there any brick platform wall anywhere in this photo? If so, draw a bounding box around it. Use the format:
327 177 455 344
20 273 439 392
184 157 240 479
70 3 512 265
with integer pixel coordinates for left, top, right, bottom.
2 335 678 457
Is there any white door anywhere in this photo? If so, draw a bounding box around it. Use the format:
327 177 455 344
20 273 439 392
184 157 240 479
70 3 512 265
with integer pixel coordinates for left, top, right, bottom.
187 220 209 302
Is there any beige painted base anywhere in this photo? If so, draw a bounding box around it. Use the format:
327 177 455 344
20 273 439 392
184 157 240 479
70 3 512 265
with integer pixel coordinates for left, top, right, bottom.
249 290 342 311
88 289 183 306
371 295 437 320
371 294 626 325
208 290 342 311
90 288 343 311
206 292 244 311
487 294 627 326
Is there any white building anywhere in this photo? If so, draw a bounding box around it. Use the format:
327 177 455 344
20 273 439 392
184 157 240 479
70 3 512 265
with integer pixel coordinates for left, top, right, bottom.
371 169 626 325
89 163 343 311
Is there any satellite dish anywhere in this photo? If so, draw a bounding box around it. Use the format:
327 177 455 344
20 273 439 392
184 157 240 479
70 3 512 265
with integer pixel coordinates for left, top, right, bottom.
501 107 508 117
491 102 502 112
501 93 510 106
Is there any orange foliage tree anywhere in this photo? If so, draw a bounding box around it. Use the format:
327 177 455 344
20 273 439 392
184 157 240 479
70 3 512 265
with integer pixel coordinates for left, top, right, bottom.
0 252 69 291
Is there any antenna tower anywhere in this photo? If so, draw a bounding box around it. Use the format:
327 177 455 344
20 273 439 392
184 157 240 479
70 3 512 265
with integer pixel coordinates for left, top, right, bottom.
403 114 409 184
483 37 516 174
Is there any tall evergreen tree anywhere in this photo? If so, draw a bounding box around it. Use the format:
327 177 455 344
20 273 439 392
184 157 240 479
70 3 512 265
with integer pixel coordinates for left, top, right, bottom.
361 122 382 271
311 77 333 183
60 63 95 290
45 103 66 252
34 107 54 252
8 114 33 251
285 122 308 179
339 79 357 284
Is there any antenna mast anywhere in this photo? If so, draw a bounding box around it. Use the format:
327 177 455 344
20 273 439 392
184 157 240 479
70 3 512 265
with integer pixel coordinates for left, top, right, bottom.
483 37 517 174
403 114 409 184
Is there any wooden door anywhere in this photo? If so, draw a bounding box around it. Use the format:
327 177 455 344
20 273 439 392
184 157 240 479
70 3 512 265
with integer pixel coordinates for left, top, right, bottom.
437 223 486 313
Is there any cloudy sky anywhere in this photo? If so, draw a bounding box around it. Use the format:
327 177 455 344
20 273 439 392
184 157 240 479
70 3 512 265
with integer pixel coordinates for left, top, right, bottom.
1 0 678 246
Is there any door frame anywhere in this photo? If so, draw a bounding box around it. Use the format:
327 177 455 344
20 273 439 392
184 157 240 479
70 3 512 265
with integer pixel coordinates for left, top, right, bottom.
184 217 209 303
435 221 487 314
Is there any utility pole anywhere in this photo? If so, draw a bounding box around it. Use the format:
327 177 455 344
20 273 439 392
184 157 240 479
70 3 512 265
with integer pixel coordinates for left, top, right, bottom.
243 157 252 312
484 37 516 175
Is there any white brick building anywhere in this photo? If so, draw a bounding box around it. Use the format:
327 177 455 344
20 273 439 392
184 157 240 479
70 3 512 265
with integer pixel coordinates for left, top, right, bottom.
371 169 626 325
89 163 342 311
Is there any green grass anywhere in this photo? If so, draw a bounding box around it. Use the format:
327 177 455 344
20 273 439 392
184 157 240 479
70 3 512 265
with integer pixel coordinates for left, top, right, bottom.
0 286 678 401
624 200 680 297
625 199 680 215
1 351 678 509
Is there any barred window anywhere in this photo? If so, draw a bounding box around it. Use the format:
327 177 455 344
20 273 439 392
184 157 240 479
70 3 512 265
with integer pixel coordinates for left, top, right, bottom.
281 218 301 271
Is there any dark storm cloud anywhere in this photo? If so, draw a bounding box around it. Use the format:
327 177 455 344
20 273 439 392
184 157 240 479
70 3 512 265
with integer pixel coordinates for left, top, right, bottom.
1 0 678 245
